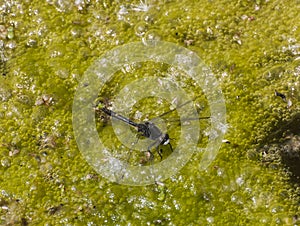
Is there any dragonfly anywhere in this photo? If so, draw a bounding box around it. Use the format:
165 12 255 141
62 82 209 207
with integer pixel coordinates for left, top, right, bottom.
94 98 210 161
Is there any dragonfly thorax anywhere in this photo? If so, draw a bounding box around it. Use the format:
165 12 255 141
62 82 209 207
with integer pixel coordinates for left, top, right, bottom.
138 121 164 141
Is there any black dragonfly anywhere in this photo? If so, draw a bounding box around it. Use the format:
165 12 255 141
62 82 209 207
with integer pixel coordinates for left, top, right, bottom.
94 98 210 161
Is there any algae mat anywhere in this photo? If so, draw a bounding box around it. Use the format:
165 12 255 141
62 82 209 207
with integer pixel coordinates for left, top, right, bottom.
0 0 300 225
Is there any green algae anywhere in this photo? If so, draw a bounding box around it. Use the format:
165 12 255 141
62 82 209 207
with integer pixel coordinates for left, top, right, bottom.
0 0 300 225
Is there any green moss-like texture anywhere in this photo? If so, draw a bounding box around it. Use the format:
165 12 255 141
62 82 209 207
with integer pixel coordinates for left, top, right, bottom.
1 0 300 225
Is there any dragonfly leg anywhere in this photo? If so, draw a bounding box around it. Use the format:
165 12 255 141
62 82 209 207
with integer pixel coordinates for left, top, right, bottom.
147 140 160 160
146 150 154 161
168 143 173 152
156 146 163 160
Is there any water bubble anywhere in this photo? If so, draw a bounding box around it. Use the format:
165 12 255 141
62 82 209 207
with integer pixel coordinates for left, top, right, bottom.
55 67 69 79
142 29 162 43
70 27 83 38
7 26 14 39
236 177 244 186
5 40 17 49
53 0 73 13
1 157 11 168
0 25 7 39
134 22 148 37
142 9 159 24
26 38 38 47
206 217 214 223
17 95 32 105
0 87 12 101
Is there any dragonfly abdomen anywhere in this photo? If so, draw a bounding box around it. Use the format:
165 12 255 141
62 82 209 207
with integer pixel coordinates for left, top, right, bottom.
100 107 139 127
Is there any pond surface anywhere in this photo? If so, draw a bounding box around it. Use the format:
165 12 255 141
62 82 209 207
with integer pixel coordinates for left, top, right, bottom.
0 0 300 225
